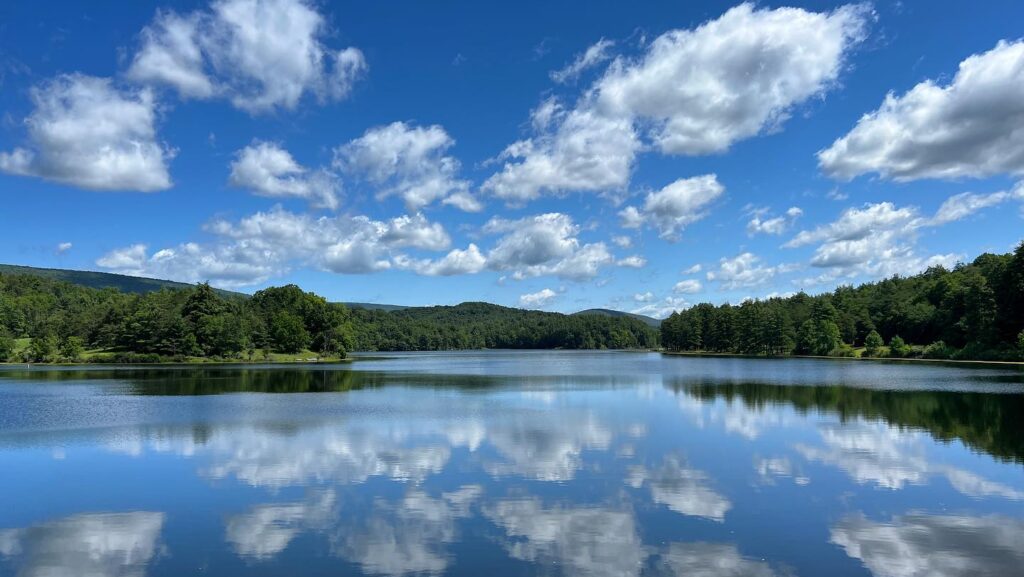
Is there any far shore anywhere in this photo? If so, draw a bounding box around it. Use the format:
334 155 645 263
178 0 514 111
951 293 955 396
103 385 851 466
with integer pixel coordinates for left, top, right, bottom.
661 350 1024 367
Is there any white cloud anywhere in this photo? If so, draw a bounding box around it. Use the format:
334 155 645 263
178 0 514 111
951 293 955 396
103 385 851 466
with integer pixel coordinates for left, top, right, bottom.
597 3 870 155
707 253 782 290
682 264 702 274
611 235 632 248
55 242 73 254
832 513 1024 577
395 244 487 276
226 491 336 560
631 296 690 319
820 39 1024 181
633 291 654 303
619 175 724 240
229 141 339 209
128 0 367 113
673 279 702 294
334 122 479 212
747 206 802 236
550 38 615 84
617 255 647 268
482 107 639 203
484 213 614 281
96 207 453 286
0 74 173 191
519 288 558 309
485 3 867 203
931 185 1023 225
781 196 1014 284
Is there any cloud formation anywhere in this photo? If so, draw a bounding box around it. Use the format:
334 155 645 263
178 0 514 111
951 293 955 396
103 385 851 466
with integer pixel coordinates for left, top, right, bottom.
0 75 173 191
819 39 1024 181
128 0 366 113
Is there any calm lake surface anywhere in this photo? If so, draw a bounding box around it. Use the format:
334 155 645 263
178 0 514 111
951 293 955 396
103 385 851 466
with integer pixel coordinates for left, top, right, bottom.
1 351 1023 577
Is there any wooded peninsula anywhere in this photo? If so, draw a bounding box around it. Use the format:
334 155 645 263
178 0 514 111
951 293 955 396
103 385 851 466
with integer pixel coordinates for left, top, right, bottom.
1 241 1022 363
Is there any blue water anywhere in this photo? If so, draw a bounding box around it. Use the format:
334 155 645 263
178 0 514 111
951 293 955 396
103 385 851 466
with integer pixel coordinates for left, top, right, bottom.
1 351 1022 577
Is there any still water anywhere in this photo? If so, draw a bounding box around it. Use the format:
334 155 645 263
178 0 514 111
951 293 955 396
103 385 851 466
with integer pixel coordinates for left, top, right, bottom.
1 351 1023 577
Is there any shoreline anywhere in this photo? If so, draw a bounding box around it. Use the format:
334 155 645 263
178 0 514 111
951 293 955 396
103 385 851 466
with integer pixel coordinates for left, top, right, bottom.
660 350 1024 367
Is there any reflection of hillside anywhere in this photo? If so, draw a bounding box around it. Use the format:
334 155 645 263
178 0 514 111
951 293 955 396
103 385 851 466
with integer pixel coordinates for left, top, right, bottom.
0 366 643 395
667 381 1024 464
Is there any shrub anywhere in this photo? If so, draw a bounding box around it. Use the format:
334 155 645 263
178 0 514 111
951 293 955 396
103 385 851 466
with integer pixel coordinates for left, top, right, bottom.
888 335 911 358
922 341 954 359
830 343 857 357
863 330 883 357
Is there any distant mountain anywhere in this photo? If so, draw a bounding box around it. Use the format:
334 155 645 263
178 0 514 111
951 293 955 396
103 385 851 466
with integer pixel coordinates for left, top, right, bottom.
0 264 661 328
0 264 244 298
341 302 409 312
573 308 661 327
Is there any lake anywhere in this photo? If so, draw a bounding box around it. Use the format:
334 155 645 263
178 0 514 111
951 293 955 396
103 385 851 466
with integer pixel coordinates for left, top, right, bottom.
1 351 1023 577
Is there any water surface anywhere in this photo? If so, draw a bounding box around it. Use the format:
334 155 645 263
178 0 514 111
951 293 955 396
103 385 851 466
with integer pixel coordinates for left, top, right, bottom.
1 351 1023 577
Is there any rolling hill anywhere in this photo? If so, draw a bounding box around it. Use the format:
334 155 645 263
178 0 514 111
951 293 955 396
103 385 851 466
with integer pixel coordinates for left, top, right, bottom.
1 263 654 323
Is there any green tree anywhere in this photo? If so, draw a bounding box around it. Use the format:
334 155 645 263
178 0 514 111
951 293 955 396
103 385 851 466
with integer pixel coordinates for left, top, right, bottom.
26 334 57 363
864 330 884 357
888 335 911 358
271 312 310 353
58 336 85 362
0 329 14 362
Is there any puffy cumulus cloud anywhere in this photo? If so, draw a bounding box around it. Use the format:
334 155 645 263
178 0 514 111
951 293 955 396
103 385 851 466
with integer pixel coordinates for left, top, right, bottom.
652 542 778 577
550 38 615 84
611 235 633 248
482 106 639 203
95 207 452 286
673 279 702 294
631 296 690 319
627 456 731 521
483 213 614 281
394 244 487 276
747 206 803 236
634 291 655 303
617 255 647 268
706 253 784 290
485 4 868 203
0 511 165 577
55 242 73 254
229 141 340 209
781 198 1011 285
483 498 645 577
334 122 479 212
619 175 724 240
128 0 366 113
519 288 558 309
831 513 1024 577
596 3 870 155
0 74 173 191
819 40 1024 181
683 264 702 274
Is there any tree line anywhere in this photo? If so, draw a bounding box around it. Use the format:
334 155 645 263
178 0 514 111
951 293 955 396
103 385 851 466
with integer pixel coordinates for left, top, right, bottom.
0 276 658 363
661 242 1024 361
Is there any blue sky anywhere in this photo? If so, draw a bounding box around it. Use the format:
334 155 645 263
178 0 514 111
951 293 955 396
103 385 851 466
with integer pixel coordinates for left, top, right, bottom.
1 0 1022 316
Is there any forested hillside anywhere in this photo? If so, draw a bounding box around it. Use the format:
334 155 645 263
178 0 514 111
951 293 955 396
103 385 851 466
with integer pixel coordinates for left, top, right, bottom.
0 275 658 363
661 243 1024 361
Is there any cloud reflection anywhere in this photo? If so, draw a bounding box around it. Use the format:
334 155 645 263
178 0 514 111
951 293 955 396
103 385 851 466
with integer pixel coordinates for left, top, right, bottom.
832 512 1024 577
0 511 164 577
627 456 731 521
